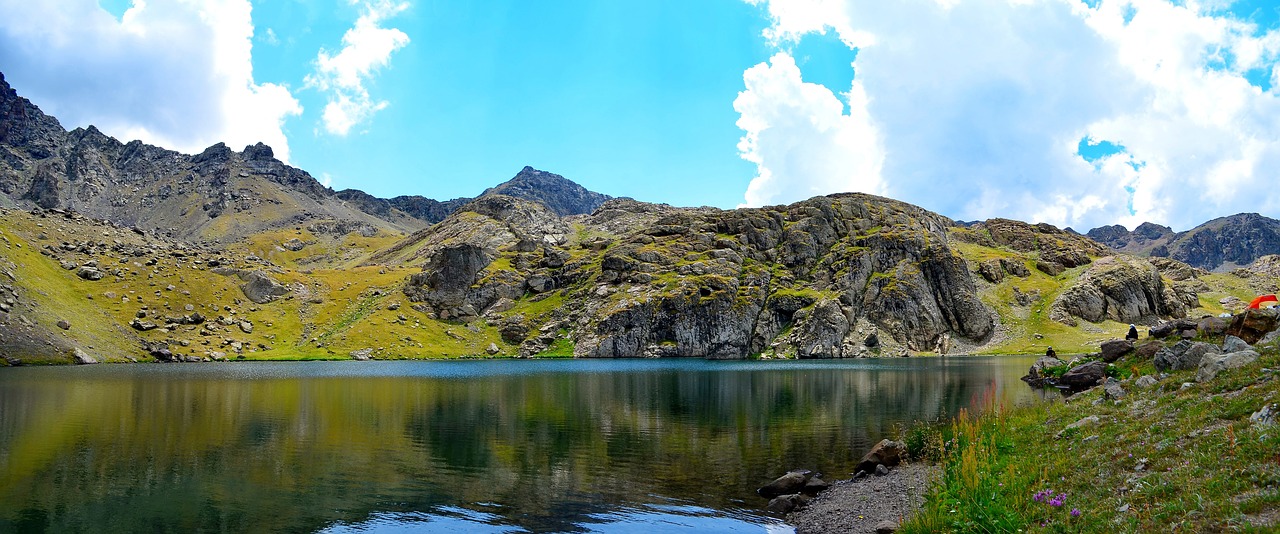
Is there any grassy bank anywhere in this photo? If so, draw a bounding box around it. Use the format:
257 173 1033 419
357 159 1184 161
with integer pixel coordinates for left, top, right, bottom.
900 339 1280 532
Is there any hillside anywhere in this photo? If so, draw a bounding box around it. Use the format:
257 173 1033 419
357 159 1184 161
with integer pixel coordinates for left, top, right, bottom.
1088 213 1280 272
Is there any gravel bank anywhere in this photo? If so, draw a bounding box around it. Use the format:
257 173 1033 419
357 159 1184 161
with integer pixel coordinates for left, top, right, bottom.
787 464 936 534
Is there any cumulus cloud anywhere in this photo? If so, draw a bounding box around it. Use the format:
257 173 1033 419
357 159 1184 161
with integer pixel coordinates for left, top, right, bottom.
305 0 410 136
734 52 884 206
0 0 302 162
740 0 1280 231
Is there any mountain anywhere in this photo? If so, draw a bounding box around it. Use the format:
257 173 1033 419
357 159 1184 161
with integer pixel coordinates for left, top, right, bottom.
0 69 1264 365
1087 214 1280 272
336 166 612 224
0 72 419 241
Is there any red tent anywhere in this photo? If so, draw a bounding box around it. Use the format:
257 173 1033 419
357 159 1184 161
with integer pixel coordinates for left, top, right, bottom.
1248 294 1278 309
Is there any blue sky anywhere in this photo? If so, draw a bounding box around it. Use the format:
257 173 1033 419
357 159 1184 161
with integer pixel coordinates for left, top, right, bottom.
1 0 1279 231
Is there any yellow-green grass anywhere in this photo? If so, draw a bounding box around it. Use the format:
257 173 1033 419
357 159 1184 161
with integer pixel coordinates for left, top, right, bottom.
901 342 1280 533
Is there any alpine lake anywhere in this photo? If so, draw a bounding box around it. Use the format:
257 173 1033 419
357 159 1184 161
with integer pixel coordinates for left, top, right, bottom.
0 356 1043 533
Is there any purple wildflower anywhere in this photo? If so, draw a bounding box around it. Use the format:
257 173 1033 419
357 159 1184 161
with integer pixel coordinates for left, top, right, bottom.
1071 508 1081 518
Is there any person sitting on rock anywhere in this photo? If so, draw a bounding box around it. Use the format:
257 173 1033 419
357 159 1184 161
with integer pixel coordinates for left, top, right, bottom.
1046 346 1056 358
1126 324 1139 342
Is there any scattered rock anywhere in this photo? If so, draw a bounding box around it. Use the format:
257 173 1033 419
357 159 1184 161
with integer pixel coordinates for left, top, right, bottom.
282 238 306 251
56 319 70 330
76 267 104 281
875 464 890 476
238 270 290 304
1103 378 1126 400
350 348 373 361
1100 339 1134 363
766 493 808 514
1057 415 1101 439
1250 404 1275 428
129 318 158 331
1134 375 1158 389
1196 350 1259 382
239 321 253 334
1154 341 1222 372
1223 335 1251 353
72 348 98 365
486 342 500 355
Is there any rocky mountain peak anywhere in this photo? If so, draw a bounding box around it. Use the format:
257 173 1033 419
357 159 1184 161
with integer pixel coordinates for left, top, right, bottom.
480 166 612 217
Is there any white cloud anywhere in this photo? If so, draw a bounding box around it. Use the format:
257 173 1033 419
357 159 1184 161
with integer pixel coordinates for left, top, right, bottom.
741 0 1280 231
734 52 884 207
305 0 410 136
0 0 302 162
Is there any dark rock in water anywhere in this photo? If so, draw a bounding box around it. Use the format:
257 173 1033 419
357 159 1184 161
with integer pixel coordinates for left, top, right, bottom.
1154 341 1221 372
1100 339 1134 363
766 494 808 514
855 439 905 475
802 476 830 495
1058 361 1107 390
758 470 811 498
1022 355 1063 388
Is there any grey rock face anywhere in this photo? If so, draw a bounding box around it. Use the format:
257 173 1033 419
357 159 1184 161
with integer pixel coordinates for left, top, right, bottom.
1100 339 1135 363
1154 341 1222 372
1049 256 1185 326
1223 335 1250 353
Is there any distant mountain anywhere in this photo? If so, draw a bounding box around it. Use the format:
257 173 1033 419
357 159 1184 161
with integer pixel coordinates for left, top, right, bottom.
0 71 611 239
337 166 612 224
1088 214 1280 272
0 72 417 241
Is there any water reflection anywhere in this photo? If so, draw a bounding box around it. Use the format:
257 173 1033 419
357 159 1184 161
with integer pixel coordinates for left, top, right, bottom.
0 357 1038 533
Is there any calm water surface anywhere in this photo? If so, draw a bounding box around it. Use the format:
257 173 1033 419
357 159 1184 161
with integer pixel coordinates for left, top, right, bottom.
0 357 1040 533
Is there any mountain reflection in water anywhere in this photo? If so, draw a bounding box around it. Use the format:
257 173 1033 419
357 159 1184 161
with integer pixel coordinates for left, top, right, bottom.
0 357 1040 533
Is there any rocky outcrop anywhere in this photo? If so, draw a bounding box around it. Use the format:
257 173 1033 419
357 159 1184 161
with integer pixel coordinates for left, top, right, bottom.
969 218 1106 271
238 270 290 304
1048 256 1187 326
396 193 994 358
1154 341 1222 372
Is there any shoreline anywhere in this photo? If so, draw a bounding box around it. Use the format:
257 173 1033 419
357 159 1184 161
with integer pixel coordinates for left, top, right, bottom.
787 464 936 534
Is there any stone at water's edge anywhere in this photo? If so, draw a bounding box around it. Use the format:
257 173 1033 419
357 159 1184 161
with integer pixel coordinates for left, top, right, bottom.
72 347 97 365
758 470 811 499
1058 361 1106 390
855 439 905 475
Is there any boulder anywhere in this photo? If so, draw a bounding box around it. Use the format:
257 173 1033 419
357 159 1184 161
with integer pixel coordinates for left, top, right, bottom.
855 439 905 475
1000 257 1030 277
1226 308 1280 344
977 260 1004 283
1056 415 1101 439
1036 260 1065 276
239 270 290 304
72 347 98 365
1099 339 1134 363
1250 404 1275 428
129 318 158 331
486 342 500 355
282 238 306 251
1134 375 1158 389
56 319 70 330
1223 335 1250 353
758 470 811 498
1150 318 1197 339
76 267 104 281
1196 350 1259 382
1058 361 1107 390
350 348 373 360
875 520 900 534
1154 341 1222 372
765 494 808 514
801 475 830 495
1103 378 1126 400
1021 355 1063 388
1134 341 1162 360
